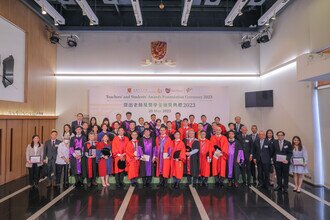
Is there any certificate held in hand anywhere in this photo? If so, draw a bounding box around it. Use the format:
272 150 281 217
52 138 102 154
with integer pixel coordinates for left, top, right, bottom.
88 149 96 157
30 156 41 163
292 157 304 165
276 154 287 162
143 155 150 162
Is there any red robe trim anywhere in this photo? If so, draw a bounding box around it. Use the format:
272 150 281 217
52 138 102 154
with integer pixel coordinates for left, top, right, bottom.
210 135 228 177
112 136 129 174
199 138 211 177
171 140 186 179
125 140 140 180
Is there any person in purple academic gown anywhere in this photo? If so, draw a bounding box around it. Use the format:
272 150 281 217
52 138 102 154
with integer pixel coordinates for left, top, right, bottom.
226 130 244 188
138 129 156 187
123 112 136 132
69 126 87 187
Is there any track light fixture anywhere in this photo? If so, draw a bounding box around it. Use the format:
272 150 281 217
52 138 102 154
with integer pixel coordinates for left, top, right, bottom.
241 40 251 49
67 36 77 47
49 32 60 44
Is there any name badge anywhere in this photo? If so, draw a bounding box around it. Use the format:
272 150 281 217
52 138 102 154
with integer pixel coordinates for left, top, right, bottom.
245 140 249 143
284 145 288 149
264 145 268 148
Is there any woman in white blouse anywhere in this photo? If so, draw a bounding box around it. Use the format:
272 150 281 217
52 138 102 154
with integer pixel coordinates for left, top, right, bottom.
55 136 70 187
290 136 308 193
26 135 44 188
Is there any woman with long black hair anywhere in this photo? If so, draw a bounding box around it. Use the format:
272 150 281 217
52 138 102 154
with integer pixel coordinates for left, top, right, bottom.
26 135 44 188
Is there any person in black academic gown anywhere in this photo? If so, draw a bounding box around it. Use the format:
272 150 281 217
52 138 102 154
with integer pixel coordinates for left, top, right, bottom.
183 129 200 187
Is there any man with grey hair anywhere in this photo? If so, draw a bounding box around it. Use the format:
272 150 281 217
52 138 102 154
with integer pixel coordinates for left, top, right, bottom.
253 130 274 190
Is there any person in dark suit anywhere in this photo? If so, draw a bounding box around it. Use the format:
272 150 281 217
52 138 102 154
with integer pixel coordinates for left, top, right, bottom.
43 130 62 187
81 122 89 139
253 131 274 190
71 113 84 134
273 131 293 193
234 116 244 135
248 125 259 185
237 126 253 186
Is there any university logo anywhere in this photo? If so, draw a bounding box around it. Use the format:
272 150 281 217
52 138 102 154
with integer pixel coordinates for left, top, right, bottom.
127 88 132 93
165 88 171 93
151 41 167 61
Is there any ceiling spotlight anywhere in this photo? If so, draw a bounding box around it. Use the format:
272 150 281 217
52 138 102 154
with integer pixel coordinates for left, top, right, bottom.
41 6 47 15
241 40 251 49
265 20 270 26
49 32 60 44
90 22 94 26
257 31 271 43
54 21 59 26
67 36 77 47
229 22 234 26
271 14 276 20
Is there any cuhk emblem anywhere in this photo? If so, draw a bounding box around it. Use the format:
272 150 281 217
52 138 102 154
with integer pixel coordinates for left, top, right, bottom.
151 41 167 61
165 88 171 93
127 88 132 93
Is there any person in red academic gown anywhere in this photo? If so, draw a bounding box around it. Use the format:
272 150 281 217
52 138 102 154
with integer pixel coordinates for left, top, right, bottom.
183 129 200 187
112 127 129 188
83 132 98 187
166 121 176 140
96 134 112 187
155 126 173 187
199 130 212 186
178 118 190 140
125 131 142 186
188 114 198 133
171 131 186 188
210 126 229 187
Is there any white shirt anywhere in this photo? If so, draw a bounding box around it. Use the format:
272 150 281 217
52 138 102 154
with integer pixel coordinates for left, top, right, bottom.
56 142 70 165
33 144 39 155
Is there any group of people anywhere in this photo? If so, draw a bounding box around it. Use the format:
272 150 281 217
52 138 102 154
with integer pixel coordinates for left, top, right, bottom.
26 112 308 193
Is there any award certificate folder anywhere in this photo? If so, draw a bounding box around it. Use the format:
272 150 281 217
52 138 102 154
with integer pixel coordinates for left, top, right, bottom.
276 154 287 162
30 156 41 163
292 157 304 165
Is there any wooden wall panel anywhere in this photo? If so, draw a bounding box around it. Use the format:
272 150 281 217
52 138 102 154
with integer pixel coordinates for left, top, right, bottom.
0 117 57 185
39 120 50 143
0 120 6 185
5 120 23 182
0 0 57 115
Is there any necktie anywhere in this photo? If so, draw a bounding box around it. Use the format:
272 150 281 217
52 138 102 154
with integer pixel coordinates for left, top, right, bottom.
52 140 55 147
260 140 264 149
252 134 256 142
280 141 283 151
236 124 239 132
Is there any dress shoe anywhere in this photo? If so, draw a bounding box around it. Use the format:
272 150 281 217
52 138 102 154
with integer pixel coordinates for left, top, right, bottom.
283 189 288 193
